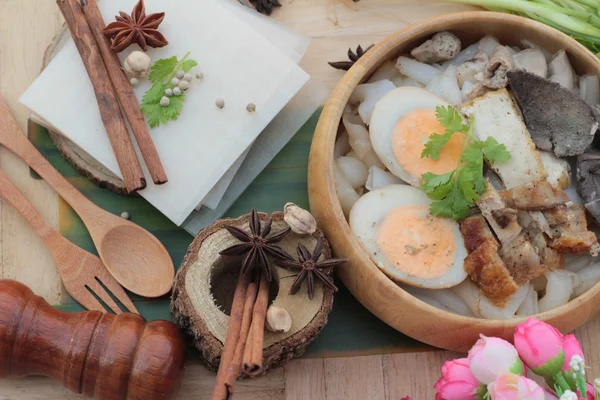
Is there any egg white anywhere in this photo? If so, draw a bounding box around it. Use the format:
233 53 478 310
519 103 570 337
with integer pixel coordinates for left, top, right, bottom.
349 184 468 289
370 87 451 186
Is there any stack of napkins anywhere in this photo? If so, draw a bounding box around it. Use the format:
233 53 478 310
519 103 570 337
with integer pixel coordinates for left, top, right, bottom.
21 0 325 233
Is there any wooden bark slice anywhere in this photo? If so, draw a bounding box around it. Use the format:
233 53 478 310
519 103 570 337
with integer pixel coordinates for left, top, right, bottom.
171 211 334 375
41 25 130 195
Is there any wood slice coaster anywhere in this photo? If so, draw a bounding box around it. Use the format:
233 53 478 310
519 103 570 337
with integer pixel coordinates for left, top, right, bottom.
171 211 334 375
41 25 130 195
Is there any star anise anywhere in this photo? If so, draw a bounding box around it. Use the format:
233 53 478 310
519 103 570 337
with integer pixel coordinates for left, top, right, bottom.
249 0 282 16
328 44 374 71
103 0 168 53
276 237 347 300
219 209 292 282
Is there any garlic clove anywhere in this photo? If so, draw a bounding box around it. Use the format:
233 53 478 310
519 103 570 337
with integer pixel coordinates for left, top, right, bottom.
123 51 151 79
265 306 292 333
283 202 317 235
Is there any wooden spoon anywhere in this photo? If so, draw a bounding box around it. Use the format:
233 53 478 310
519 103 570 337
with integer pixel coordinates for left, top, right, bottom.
0 96 174 297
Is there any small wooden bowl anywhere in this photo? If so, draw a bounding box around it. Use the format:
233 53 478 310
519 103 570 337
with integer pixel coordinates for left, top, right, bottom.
308 11 600 352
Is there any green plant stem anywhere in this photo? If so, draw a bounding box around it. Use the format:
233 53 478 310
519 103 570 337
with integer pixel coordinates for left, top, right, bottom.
444 0 600 36
523 10 600 44
554 372 572 393
161 51 191 85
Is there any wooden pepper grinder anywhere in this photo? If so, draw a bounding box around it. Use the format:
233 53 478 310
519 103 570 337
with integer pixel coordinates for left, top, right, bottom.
0 279 186 399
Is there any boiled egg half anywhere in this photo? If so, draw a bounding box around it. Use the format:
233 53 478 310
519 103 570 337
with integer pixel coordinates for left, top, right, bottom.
349 184 468 289
370 87 466 187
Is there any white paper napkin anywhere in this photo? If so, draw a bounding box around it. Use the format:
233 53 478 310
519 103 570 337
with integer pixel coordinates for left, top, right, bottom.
20 0 309 226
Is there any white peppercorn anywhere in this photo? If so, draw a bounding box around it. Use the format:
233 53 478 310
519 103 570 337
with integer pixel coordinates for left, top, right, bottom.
178 80 190 91
183 73 193 82
195 72 204 80
173 87 182 96
165 88 173 97
215 98 225 109
129 77 139 86
171 78 180 86
160 96 170 107
175 70 185 79
246 103 256 112
120 211 130 220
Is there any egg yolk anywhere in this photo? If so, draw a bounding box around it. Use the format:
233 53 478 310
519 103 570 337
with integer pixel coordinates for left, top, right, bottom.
376 204 456 279
391 108 465 183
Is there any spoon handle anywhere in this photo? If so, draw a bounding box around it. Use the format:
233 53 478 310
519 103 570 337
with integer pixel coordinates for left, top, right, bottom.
0 168 62 250
0 96 101 221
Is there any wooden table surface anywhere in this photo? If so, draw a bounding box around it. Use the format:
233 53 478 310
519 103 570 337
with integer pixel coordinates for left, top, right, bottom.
1 1 600 399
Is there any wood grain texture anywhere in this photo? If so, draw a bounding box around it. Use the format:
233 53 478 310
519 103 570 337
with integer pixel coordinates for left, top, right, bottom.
324 355 386 400
0 169 137 314
0 280 186 399
79 0 167 185
56 0 146 193
4 1 600 399
0 95 174 298
308 12 600 352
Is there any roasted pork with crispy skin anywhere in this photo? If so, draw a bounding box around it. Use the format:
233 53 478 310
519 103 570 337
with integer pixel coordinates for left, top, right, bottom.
476 183 522 243
460 216 519 306
501 180 570 210
499 233 546 285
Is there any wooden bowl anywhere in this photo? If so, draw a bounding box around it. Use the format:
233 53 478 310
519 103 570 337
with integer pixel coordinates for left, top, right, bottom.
308 11 600 352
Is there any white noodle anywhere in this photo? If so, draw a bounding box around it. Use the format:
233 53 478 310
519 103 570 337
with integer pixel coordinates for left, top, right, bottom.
516 284 539 316
425 64 462 106
336 156 368 189
479 35 500 56
579 75 600 106
365 166 404 191
342 113 385 170
395 56 440 85
334 132 351 158
333 163 359 218
442 42 480 67
349 80 396 125
451 280 482 317
479 284 529 319
574 262 600 297
539 270 577 312
564 253 594 273
367 60 398 83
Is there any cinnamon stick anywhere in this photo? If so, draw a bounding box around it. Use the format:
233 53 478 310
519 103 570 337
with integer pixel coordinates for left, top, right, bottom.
242 275 270 376
78 0 168 185
57 0 146 193
211 276 249 400
223 280 258 393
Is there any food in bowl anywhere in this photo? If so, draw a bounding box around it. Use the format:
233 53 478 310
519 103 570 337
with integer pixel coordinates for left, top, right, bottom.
335 31 600 320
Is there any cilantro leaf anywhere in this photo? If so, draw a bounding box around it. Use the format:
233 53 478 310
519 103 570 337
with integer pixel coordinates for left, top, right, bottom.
181 59 198 72
421 132 454 160
148 56 178 84
428 188 472 221
421 171 453 200
141 53 197 128
480 137 511 164
436 105 469 135
419 105 513 221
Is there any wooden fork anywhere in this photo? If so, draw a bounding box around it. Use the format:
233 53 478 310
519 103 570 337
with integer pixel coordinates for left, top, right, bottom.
0 169 138 314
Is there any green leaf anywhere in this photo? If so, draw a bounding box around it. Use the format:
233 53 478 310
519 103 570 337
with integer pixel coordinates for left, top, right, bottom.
435 105 469 135
421 171 454 200
141 53 197 128
181 59 198 72
429 188 471 221
421 132 454 160
457 169 479 205
480 137 511 164
148 56 178 84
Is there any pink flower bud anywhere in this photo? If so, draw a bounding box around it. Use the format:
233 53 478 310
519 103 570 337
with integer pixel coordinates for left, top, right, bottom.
514 318 565 377
488 375 545 400
468 336 523 385
434 358 481 400
562 334 585 372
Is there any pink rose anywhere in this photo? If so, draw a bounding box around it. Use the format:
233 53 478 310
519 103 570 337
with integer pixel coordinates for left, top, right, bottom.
488 375 545 400
468 336 523 385
543 389 558 400
434 358 481 400
562 334 585 372
514 318 565 377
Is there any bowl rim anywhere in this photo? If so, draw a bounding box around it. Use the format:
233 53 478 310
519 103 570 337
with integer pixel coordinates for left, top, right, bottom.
309 11 600 330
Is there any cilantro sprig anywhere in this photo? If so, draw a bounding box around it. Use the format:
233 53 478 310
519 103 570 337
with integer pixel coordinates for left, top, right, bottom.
420 106 511 221
141 52 198 128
